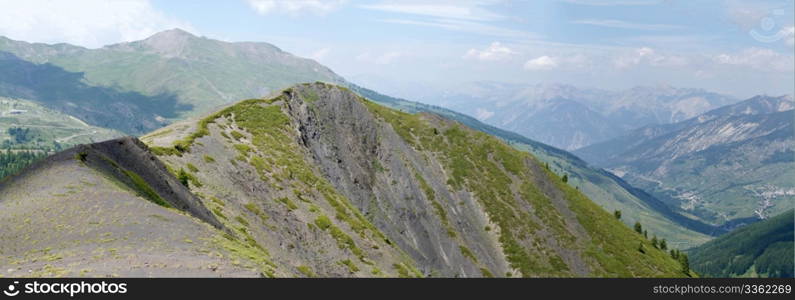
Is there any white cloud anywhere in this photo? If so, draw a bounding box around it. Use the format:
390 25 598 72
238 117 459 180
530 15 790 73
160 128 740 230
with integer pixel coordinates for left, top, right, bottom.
367 1 534 40
247 0 347 16
360 2 503 22
356 51 403 65
524 56 558 70
561 0 659 6
783 26 795 47
613 47 688 69
463 42 516 61
380 18 534 39
0 0 193 48
713 47 794 72
573 19 683 31
521 54 592 71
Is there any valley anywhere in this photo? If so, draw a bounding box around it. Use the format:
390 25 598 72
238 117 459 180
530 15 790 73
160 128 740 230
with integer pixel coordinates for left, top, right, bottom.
575 96 795 228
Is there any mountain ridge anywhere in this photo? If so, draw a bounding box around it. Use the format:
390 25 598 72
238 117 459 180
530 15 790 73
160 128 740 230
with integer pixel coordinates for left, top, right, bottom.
0 82 688 277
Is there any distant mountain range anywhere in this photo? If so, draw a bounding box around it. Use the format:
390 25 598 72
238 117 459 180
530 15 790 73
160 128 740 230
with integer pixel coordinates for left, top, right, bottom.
575 95 795 227
689 209 793 278
426 82 739 150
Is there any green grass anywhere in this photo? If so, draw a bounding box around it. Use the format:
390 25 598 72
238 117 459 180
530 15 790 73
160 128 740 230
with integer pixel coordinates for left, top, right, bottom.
480 268 494 278
209 196 225 207
212 207 227 221
392 262 423 278
338 259 360 273
393 263 412 278
244 203 269 222
314 215 332 230
203 155 215 163
230 130 245 141
233 143 253 154
176 168 202 188
212 234 276 277
121 169 171 208
275 197 298 210
297 265 315 277
235 216 250 227
314 215 365 261
414 170 456 238
459 245 478 264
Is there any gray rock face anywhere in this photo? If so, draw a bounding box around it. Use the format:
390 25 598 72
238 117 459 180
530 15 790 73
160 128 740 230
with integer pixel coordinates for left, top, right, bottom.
80 137 224 229
282 85 508 276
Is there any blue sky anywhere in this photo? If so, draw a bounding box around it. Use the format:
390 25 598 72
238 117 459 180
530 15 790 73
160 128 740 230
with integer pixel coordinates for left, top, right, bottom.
0 0 792 98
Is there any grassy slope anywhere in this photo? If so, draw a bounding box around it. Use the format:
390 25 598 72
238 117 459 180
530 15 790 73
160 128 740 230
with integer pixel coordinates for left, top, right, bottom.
15 36 344 121
0 97 122 149
689 209 794 278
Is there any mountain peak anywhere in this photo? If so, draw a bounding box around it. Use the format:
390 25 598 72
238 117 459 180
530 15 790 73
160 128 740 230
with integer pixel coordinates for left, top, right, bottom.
135 28 202 57
147 28 197 40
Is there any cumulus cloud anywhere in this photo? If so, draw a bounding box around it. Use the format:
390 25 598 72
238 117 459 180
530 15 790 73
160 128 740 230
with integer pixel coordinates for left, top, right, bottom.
522 54 593 71
713 47 794 72
613 47 688 69
0 0 193 48
523 56 558 70
463 42 516 61
247 0 347 16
